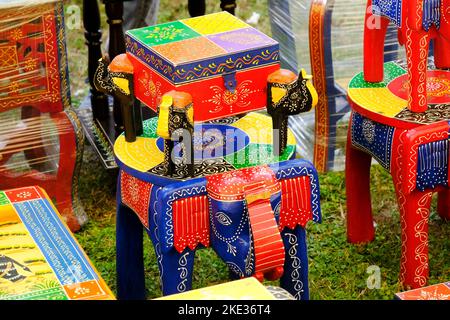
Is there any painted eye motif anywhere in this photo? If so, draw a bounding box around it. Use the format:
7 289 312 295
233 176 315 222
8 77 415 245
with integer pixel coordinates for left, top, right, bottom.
215 212 232 226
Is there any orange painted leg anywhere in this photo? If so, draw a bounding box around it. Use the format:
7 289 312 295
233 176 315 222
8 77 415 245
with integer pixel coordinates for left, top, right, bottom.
404 25 430 112
437 190 450 221
346 121 375 243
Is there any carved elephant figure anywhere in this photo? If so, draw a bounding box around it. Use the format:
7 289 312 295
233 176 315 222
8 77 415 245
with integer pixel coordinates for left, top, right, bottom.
156 91 195 178
266 69 318 156
94 54 142 142
115 160 322 300
364 0 450 112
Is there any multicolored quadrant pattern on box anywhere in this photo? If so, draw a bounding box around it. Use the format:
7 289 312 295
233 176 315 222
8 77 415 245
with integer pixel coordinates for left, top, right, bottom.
126 11 279 83
0 187 114 300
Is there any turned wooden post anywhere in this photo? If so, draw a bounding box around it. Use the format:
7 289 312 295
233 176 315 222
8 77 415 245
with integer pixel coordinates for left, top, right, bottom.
220 0 236 14
188 0 206 16
83 0 109 120
103 0 127 136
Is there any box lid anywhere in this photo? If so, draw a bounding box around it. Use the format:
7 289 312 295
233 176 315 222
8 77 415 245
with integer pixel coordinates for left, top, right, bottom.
126 11 279 84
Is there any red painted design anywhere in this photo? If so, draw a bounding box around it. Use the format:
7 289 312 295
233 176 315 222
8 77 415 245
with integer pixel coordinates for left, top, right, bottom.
402 121 449 195
206 165 280 201
387 70 450 104
244 181 285 277
121 171 152 228
5 186 42 203
172 195 210 253
396 283 450 300
0 2 67 113
129 53 280 122
279 176 313 230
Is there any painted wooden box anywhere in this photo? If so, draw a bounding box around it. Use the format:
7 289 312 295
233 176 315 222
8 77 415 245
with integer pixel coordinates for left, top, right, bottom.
0 186 114 300
0 0 70 113
395 282 450 300
125 11 280 122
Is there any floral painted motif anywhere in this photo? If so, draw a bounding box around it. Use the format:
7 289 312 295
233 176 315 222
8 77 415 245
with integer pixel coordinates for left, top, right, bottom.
120 171 153 228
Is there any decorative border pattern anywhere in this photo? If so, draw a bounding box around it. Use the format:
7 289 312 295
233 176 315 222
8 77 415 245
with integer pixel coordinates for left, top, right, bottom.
274 163 321 224
309 0 329 172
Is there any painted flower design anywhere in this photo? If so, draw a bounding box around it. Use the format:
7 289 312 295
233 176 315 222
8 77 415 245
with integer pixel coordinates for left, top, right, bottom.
207 80 255 113
145 25 187 43
16 191 32 199
10 29 23 41
24 59 37 71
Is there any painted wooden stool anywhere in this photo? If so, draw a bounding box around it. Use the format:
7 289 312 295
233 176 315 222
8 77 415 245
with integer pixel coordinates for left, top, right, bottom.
0 186 115 300
346 61 450 289
114 112 321 300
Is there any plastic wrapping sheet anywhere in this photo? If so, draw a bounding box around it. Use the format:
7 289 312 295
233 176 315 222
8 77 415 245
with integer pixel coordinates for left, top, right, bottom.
0 0 86 231
269 0 404 171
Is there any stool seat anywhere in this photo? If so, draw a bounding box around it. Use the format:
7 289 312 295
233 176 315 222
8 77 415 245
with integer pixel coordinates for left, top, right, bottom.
346 61 450 290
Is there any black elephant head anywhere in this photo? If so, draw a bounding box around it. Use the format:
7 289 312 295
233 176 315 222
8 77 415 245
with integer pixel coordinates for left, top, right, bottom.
266 69 318 156
156 91 195 178
94 54 141 142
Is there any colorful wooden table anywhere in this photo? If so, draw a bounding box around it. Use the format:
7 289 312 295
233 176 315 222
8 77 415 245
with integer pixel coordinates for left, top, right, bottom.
114 112 321 300
0 186 114 300
346 61 450 289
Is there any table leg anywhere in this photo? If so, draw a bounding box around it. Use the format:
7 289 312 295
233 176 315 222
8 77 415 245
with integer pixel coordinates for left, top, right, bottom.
116 183 145 299
437 190 450 220
345 121 375 243
280 226 309 300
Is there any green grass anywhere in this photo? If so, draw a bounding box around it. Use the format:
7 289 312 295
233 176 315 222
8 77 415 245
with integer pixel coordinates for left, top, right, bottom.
66 0 450 300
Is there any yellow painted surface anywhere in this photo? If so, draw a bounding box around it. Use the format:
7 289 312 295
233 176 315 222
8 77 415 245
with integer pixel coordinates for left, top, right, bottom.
0 204 59 298
156 277 275 300
232 112 296 146
156 95 173 139
181 11 249 35
271 87 287 104
112 77 130 95
348 87 406 117
114 135 164 172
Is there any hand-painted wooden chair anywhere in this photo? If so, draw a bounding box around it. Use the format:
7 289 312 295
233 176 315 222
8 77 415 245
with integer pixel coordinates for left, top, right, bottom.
346 60 450 289
0 0 86 231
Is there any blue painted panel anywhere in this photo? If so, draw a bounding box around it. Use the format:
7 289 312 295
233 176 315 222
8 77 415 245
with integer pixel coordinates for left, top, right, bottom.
14 199 97 285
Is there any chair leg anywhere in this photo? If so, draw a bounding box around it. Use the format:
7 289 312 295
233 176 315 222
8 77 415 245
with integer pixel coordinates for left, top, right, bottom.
394 186 433 289
346 127 375 243
437 189 450 221
116 202 146 300
52 111 86 232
